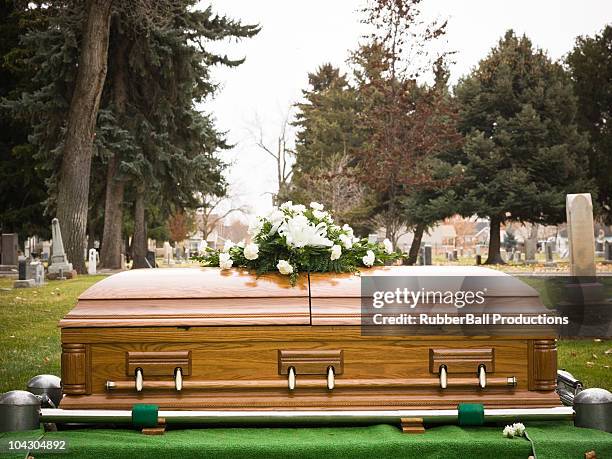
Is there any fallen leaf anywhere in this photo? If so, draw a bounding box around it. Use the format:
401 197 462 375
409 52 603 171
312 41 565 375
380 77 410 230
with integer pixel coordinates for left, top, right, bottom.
594 338 602 342
586 361 595 367
592 354 598 359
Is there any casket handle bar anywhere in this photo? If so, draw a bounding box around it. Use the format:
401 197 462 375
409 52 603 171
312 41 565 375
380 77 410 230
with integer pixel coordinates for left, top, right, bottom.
106 375 517 392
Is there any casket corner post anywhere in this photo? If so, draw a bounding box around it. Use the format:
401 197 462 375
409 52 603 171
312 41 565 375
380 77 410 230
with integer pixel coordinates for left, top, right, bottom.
528 338 558 392
60 340 90 396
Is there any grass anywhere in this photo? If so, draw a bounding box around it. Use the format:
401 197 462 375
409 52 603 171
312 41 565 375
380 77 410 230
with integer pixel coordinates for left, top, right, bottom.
0 273 609 393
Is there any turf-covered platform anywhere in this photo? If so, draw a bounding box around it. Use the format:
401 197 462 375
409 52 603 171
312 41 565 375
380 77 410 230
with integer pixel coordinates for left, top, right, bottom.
1 423 611 459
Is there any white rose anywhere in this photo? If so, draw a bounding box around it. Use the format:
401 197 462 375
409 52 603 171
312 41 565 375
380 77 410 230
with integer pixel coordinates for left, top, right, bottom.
502 425 515 438
243 243 259 260
237 240 245 248
339 234 353 249
277 259 294 275
219 252 233 270
312 209 328 220
278 215 333 248
512 423 525 436
310 202 324 211
383 238 393 254
342 223 354 238
362 250 375 267
330 244 342 260
280 201 293 211
292 204 306 213
223 240 235 252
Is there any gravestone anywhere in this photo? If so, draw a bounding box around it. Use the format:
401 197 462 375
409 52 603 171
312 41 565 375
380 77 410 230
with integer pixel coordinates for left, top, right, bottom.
121 254 127 270
423 244 432 266
475 245 481 256
475 254 482 265
25 260 44 286
18 256 27 280
604 241 612 265
88 248 97 275
545 241 556 267
1 233 19 266
566 194 596 277
145 250 156 268
48 218 75 279
452 249 458 261
525 240 537 264
163 242 173 264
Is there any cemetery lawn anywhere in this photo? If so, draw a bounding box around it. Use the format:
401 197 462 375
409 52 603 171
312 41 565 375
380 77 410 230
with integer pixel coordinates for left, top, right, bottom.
0 274 610 393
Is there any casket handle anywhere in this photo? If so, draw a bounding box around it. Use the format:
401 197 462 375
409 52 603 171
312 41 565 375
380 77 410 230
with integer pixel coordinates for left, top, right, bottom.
478 364 486 389
135 368 143 392
327 366 335 391
174 367 183 391
439 365 448 390
288 366 296 391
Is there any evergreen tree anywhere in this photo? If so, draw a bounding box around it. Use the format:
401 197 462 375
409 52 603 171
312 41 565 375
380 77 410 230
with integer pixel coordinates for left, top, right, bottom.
0 1 50 241
455 30 593 264
567 25 612 223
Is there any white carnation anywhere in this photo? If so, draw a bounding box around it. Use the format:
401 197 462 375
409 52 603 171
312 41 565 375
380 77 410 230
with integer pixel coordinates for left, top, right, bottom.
362 250 375 267
342 224 354 238
502 425 515 438
292 204 306 213
312 209 328 220
280 201 293 211
310 202 324 211
383 238 393 254
330 244 342 260
339 233 353 249
277 259 294 275
223 240 235 252
219 252 233 270
237 240 245 248
243 243 259 260
512 423 525 436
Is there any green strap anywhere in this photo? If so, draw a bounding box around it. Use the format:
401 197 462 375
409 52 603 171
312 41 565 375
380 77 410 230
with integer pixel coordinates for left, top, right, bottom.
457 403 485 426
131 404 159 428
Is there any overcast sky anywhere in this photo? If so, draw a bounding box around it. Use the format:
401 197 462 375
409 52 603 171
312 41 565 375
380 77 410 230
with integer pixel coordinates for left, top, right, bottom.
196 1 612 218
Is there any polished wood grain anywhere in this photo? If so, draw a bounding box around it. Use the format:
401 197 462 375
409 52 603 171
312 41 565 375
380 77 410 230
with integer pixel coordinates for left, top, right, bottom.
278 350 343 375
429 348 494 374
126 351 191 376
61 344 88 395
79 267 308 300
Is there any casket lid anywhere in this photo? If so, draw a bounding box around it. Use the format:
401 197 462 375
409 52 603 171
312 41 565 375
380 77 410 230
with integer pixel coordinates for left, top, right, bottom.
60 268 309 328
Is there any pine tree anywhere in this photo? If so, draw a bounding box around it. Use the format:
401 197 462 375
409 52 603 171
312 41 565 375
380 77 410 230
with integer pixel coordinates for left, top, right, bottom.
455 30 593 264
567 25 612 223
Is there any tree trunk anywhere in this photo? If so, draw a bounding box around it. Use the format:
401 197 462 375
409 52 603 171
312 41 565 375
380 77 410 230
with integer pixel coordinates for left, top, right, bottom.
55 0 113 273
485 215 506 264
132 186 148 269
406 223 426 265
99 155 125 268
100 32 127 269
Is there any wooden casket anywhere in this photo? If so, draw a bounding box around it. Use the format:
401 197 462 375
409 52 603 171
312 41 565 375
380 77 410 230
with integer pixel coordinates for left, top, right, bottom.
59 266 560 411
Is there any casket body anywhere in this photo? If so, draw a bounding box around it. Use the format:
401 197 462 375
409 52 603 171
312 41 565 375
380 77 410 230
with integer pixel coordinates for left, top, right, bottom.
59 267 560 410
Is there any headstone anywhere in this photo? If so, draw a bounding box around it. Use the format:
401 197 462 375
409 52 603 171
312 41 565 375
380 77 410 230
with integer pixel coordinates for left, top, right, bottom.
566 194 596 277
604 241 612 265
475 255 482 265
88 248 97 275
145 250 156 268
18 256 27 280
163 242 173 264
423 244 432 265
33 261 44 286
41 241 51 261
475 245 481 256
545 241 556 267
452 249 458 261
120 254 127 270
1 233 19 266
48 218 74 278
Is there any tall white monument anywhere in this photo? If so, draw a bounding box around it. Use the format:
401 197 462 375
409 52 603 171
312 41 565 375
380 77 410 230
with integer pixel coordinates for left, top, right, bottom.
48 218 73 276
566 193 596 277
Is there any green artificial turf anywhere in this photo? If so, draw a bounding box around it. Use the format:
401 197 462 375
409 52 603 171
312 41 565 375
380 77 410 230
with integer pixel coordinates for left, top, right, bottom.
0 423 610 459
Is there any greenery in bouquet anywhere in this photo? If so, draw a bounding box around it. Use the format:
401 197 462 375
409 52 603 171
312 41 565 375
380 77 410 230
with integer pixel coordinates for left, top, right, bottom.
192 202 401 285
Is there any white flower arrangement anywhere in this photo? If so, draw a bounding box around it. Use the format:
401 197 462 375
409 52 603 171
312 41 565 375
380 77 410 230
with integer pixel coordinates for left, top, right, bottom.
193 201 401 285
502 422 527 439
